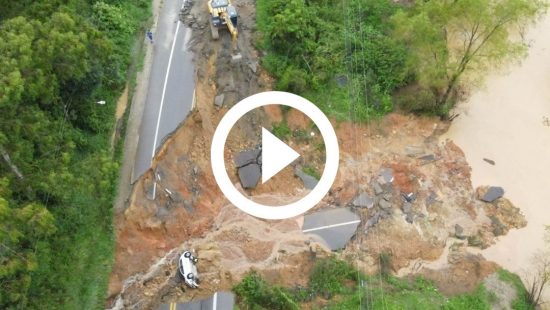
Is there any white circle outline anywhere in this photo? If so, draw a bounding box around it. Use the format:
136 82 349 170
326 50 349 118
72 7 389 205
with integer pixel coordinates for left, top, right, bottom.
211 91 339 220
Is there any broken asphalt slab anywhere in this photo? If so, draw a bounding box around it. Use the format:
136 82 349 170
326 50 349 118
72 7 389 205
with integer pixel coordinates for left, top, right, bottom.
302 208 360 251
234 149 261 168
238 164 261 189
295 167 319 190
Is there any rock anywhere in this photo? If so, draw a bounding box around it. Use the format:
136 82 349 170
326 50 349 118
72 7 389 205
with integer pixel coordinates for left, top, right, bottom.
379 209 391 218
247 61 258 73
379 168 394 184
480 186 504 202
467 234 483 247
483 158 495 165
214 94 225 107
426 191 438 206
373 181 383 195
419 154 436 162
155 206 170 218
352 193 374 209
238 164 261 189
405 213 414 224
234 149 260 168
490 216 506 236
455 224 466 239
402 192 416 202
231 53 243 63
379 199 391 210
295 167 319 190
365 213 380 228
382 192 392 201
404 145 425 157
402 202 412 214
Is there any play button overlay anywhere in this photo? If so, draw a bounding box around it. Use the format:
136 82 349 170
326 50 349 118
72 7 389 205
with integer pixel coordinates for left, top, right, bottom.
211 91 339 220
261 127 300 184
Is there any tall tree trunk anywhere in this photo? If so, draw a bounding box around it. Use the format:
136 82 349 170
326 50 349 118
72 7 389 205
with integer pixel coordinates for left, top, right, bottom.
0 147 24 179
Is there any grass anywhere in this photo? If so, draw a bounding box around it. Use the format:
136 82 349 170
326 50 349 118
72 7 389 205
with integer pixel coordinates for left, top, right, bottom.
302 165 321 180
234 257 528 310
497 269 535 310
271 121 291 140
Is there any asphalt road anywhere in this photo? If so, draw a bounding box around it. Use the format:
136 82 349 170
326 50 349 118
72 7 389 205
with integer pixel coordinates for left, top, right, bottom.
158 292 235 310
302 208 361 250
132 0 195 182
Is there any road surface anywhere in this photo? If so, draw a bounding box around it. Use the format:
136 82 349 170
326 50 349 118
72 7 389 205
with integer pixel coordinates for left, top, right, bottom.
302 208 361 250
132 0 195 182
158 292 235 310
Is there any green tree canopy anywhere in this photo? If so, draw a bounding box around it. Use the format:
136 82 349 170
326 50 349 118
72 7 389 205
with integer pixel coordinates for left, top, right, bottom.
392 0 548 112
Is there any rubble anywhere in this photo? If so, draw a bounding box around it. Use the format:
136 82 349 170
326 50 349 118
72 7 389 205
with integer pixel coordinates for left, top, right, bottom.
352 193 374 209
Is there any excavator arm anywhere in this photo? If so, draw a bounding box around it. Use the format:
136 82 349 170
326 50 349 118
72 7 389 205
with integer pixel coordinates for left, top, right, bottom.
221 12 238 40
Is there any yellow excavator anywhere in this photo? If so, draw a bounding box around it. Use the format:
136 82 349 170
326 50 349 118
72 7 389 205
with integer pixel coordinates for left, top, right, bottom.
207 0 238 40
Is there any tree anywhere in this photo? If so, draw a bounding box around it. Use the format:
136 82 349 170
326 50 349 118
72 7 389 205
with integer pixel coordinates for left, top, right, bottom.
392 0 548 112
0 179 57 308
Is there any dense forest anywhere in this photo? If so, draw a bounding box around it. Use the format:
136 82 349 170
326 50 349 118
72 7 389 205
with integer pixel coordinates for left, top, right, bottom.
257 0 546 119
0 0 150 308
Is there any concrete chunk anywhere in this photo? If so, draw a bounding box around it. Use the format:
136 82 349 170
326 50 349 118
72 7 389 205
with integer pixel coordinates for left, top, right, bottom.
379 168 394 184
214 94 225 107
352 193 374 209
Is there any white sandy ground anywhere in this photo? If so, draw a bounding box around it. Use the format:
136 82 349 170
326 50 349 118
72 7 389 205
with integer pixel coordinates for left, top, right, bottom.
443 13 550 304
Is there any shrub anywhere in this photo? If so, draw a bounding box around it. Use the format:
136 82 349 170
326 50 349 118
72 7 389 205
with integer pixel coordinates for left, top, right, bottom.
233 272 300 310
271 121 291 140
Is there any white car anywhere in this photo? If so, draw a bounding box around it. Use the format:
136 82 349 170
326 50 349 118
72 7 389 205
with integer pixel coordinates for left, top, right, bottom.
179 250 199 288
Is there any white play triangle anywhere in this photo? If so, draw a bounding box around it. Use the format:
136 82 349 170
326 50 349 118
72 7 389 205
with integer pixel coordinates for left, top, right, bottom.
261 127 300 184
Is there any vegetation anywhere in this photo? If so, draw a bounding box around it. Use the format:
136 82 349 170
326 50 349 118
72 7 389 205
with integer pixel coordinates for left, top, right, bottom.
256 0 547 118
302 165 321 180
0 1 150 308
271 120 292 140
497 269 535 309
234 257 529 309
392 0 547 114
